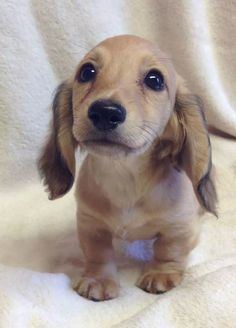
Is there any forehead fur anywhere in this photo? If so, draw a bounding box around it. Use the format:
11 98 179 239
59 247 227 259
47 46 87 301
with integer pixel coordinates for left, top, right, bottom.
97 35 167 56
87 35 172 68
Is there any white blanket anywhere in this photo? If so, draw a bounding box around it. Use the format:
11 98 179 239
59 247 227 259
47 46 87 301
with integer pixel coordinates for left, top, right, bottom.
0 1 236 327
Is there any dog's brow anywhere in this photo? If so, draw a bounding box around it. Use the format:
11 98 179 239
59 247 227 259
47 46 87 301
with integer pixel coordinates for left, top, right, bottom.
143 53 171 67
86 49 105 67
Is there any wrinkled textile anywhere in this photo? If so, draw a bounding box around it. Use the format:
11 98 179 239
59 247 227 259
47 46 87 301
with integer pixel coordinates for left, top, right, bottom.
0 1 236 327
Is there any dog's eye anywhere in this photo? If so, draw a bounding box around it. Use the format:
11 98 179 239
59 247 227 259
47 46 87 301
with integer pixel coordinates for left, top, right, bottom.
78 63 96 83
144 70 165 91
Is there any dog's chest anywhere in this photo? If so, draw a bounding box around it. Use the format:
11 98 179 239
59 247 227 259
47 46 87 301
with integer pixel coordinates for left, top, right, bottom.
98 169 193 240
96 159 145 207
106 203 158 241
92 163 157 239
84 156 195 240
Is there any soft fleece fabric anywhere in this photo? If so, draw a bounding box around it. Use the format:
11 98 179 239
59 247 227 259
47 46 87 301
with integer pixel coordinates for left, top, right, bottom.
0 1 236 327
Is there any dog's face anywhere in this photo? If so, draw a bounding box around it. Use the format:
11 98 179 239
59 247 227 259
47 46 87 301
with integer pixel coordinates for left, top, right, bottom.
72 35 176 157
38 35 217 216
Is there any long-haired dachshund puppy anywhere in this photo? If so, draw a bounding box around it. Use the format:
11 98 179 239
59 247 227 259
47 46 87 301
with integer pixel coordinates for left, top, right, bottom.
39 35 217 301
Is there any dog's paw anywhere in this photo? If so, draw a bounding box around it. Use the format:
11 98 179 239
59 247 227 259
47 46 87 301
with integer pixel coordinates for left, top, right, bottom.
72 276 119 301
137 270 183 294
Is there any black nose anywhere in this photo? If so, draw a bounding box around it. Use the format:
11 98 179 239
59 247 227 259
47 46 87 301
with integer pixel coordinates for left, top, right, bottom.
88 100 126 131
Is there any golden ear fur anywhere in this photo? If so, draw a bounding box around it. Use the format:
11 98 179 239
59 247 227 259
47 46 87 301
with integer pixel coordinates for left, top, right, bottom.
159 79 218 216
38 81 77 200
174 80 217 216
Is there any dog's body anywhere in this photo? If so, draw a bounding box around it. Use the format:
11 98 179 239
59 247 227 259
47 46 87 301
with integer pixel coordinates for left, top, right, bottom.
39 35 217 301
77 151 200 242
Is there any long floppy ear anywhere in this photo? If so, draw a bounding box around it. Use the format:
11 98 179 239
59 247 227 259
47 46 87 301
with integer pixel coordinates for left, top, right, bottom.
38 80 77 200
174 79 217 216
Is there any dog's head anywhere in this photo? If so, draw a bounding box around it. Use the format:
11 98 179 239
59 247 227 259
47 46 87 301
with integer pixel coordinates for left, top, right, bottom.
38 35 217 215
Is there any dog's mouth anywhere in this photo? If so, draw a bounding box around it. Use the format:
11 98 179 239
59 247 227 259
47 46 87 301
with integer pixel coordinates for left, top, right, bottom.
82 138 148 157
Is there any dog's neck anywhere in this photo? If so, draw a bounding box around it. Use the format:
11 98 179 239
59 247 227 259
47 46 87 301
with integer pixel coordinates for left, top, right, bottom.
86 147 169 208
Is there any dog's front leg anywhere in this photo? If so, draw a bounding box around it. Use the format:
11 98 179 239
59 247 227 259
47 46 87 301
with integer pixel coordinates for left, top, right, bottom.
73 220 119 301
137 225 199 294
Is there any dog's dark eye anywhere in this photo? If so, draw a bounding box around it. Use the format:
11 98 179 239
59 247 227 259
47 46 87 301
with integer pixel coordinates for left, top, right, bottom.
79 63 96 83
144 70 165 91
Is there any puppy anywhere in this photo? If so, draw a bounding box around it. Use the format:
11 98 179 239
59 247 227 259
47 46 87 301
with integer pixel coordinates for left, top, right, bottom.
38 35 217 301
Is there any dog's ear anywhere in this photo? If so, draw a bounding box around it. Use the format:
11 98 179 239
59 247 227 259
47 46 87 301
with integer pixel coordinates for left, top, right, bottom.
173 79 217 216
38 80 77 200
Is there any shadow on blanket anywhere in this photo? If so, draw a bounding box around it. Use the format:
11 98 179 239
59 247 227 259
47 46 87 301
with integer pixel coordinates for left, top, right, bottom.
0 228 153 284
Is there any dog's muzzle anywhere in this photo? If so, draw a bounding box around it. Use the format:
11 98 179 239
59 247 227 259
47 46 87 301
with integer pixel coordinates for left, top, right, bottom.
88 100 126 131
